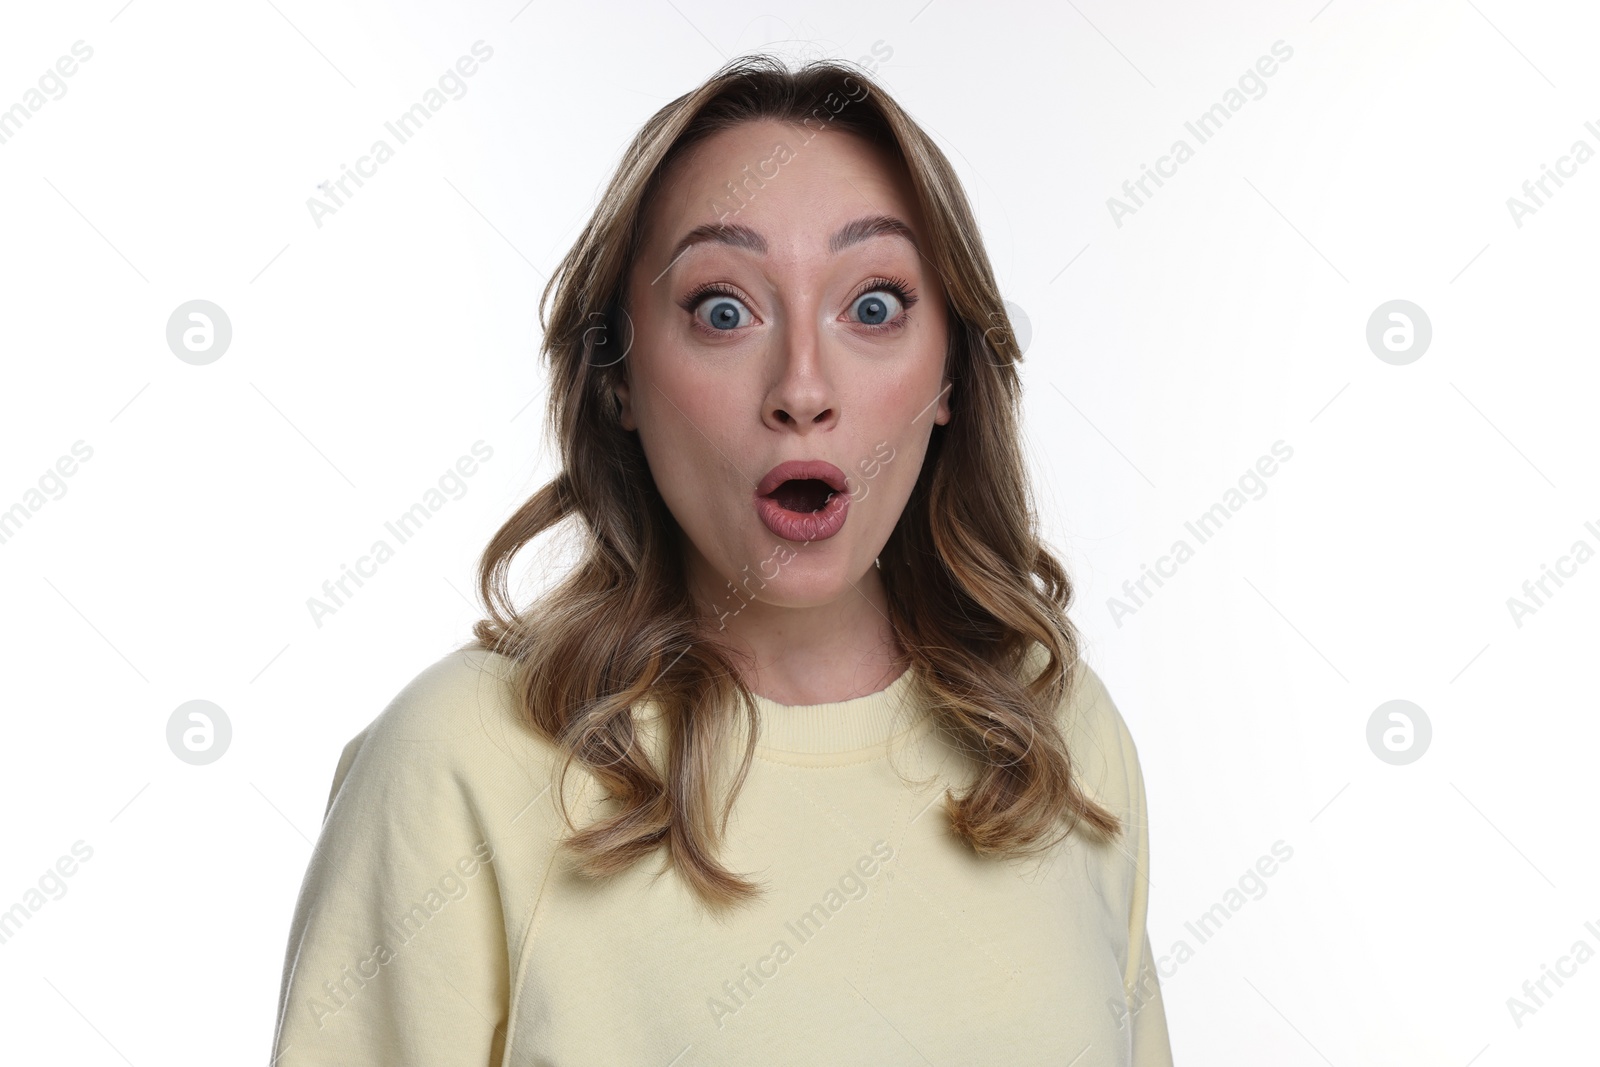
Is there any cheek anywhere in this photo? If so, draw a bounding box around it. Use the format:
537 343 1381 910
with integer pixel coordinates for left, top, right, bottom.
859 377 942 501
841 427 910 508
642 364 742 455
633 363 750 503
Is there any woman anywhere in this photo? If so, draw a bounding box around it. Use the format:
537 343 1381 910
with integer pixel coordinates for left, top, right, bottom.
271 54 1173 1065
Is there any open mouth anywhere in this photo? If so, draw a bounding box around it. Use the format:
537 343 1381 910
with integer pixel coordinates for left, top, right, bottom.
753 460 851 542
765 478 837 514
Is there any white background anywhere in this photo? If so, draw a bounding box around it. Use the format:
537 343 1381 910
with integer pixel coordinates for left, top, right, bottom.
1 1 1595 1063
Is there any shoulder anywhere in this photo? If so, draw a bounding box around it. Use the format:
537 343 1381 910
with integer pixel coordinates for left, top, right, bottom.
276 646 566 1063
371 644 518 735
353 643 545 753
328 643 578 822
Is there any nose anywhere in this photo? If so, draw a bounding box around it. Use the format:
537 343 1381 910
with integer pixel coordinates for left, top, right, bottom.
764 306 838 431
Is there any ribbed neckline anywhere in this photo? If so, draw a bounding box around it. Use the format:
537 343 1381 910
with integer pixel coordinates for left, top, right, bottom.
749 665 923 758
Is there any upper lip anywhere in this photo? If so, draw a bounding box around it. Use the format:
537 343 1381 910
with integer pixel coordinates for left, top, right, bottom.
756 460 848 498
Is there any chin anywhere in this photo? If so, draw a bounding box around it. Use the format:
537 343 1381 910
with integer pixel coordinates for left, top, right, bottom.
708 563 857 613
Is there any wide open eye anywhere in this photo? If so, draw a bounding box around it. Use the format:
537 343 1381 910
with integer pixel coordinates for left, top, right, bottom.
850 289 903 327
689 289 754 332
845 277 917 330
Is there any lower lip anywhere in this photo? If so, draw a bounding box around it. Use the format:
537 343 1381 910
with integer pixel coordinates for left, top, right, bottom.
754 488 850 542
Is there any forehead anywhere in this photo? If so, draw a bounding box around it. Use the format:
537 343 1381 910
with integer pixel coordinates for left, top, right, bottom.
640 119 925 259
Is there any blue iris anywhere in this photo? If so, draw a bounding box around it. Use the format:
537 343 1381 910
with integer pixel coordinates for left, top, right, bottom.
856 294 888 325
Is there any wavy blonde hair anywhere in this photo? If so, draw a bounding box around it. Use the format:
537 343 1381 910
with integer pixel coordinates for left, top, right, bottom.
471 52 1120 912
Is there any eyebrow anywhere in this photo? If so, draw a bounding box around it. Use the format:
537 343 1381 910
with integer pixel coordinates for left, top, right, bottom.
664 213 920 270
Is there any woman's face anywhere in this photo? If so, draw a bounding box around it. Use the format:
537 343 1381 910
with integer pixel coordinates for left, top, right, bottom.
618 118 951 627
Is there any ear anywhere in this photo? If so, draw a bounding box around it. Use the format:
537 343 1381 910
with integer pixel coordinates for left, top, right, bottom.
933 375 952 426
614 372 637 431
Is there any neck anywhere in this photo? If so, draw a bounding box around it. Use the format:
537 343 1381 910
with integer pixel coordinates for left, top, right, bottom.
691 557 905 706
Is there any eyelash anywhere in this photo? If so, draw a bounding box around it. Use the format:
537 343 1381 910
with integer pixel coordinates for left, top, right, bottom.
678 276 919 336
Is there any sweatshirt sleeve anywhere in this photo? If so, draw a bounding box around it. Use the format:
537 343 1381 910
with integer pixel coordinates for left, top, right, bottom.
1120 727 1174 1064
1100 670 1175 1066
268 662 514 1066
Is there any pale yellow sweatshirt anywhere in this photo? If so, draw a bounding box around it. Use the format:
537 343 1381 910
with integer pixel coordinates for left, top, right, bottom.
269 642 1174 1065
